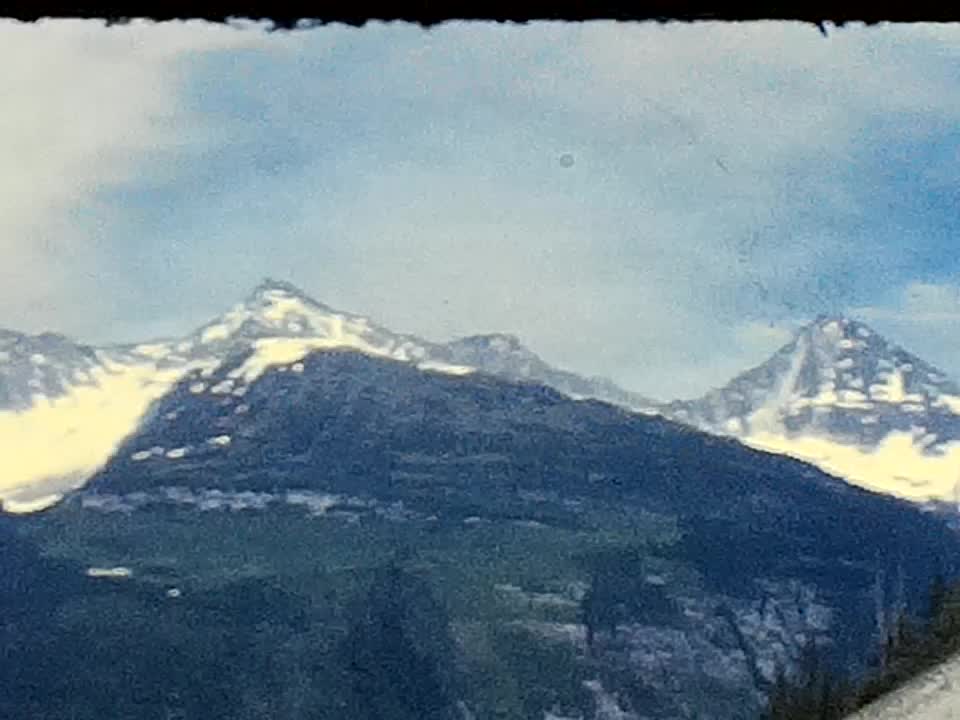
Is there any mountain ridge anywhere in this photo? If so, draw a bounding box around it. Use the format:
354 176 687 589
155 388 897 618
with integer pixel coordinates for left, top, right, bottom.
0 280 655 512
5 283 960 718
2 281 958 510
661 315 960 504
78 344 960 719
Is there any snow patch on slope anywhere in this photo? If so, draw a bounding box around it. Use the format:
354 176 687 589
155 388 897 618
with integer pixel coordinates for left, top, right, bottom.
745 431 960 503
229 336 364 383
226 318 418 384
199 304 248 344
0 360 208 513
746 334 809 434
870 370 926 405
133 343 172 360
937 395 960 414
417 360 475 376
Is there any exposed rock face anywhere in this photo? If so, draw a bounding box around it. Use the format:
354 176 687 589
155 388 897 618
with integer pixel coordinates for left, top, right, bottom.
541 580 836 719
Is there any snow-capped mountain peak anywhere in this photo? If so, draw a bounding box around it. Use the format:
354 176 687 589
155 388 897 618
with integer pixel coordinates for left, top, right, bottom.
440 333 543 373
663 316 960 503
190 279 344 346
434 332 657 412
668 316 959 431
242 278 340 323
250 276 323 300
0 280 663 513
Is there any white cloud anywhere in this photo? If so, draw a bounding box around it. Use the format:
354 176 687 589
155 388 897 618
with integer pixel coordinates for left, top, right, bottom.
3 20 960 401
0 19 277 335
259 22 960 398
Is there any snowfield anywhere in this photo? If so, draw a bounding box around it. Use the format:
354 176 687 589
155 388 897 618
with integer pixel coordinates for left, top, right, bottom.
0 361 195 512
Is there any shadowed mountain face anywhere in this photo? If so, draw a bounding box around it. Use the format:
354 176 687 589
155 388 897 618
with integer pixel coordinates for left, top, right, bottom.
5 286 960 718
662 316 960 503
78 347 960 717
0 281 654 512
91 348 959 575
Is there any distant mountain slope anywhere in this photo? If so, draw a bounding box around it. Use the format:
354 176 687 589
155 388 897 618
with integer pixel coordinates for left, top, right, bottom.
0 331 215 513
0 330 102 411
83 347 960 718
662 316 960 504
7 291 960 718
0 280 654 512
93 348 955 561
435 333 656 413
5 282 958 511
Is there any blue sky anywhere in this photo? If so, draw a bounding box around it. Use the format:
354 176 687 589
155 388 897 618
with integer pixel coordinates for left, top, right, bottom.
3 19 960 400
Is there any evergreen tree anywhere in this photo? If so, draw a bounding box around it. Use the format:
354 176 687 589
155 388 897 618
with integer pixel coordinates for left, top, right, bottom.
340 559 459 720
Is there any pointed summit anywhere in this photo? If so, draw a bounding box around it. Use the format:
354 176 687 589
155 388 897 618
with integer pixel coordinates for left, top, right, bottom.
437 332 656 412
251 276 296 294
186 280 350 348
244 278 332 311
447 333 534 356
788 316 884 371
802 314 875 344
663 315 960 503
441 332 544 374
668 314 958 435
810 312 845 326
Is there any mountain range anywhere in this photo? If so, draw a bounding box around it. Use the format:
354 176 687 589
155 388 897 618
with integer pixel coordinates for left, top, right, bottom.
4 279 960 718
0 279 657 512
2 280 958 512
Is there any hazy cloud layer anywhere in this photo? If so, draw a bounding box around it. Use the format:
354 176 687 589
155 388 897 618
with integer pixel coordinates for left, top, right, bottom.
4 20 959 400
0 19 280 334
